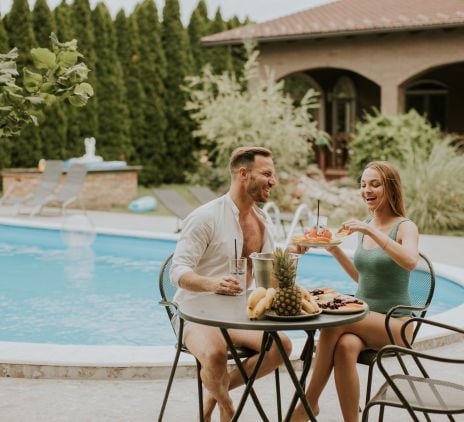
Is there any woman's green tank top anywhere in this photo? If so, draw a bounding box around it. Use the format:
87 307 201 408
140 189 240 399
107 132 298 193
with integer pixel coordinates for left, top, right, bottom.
354 219 411 316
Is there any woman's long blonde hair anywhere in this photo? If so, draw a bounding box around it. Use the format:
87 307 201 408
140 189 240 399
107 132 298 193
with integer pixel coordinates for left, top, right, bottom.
365 161 406 217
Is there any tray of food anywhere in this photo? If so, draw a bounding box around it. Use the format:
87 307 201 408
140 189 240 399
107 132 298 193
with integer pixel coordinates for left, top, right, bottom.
310 288 367 314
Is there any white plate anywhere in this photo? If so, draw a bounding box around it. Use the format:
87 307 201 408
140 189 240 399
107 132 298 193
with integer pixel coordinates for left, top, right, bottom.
264 309 322 321
293 239 342 248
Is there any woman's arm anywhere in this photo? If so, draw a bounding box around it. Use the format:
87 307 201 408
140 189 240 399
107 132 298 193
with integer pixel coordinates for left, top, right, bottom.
343 219 419 271
326 246 359 282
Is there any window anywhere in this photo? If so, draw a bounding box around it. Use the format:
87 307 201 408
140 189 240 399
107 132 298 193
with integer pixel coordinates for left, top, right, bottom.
405 81 447 129
331 77 356 134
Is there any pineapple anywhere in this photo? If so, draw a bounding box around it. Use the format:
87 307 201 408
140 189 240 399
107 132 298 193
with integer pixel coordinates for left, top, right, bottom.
272 248 302 316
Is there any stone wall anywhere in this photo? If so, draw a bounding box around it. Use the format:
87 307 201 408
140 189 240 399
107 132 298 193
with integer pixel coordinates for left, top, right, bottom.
2 167 142 210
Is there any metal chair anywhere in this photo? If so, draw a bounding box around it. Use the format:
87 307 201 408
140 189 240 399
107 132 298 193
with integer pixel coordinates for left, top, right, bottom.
359 252 436 406
157 253 282 421
362 318 464 421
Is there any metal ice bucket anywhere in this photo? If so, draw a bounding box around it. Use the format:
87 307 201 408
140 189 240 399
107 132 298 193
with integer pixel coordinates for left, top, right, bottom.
250 252 299 289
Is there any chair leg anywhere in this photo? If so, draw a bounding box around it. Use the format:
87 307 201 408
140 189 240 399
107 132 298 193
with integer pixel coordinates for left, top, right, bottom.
158 346 182 422
274 368 282 421
196 359 204 422
379 404 385 421
365 359 376 406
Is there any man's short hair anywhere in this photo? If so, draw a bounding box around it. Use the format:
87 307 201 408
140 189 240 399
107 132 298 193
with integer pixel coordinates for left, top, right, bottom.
229 146 272 172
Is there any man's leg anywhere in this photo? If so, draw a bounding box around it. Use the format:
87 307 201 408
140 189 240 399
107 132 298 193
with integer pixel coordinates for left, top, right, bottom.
184 322 234 422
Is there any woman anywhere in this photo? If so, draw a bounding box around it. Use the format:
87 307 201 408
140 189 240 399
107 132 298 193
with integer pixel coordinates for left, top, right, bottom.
291 161 419 422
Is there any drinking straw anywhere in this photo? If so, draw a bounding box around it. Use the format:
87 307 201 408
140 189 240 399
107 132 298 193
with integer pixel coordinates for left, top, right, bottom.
234 238 238 272
316 199 320 229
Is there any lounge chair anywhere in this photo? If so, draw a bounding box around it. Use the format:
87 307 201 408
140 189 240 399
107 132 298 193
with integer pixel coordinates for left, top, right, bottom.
188 186 217 204
28 163 88 216
153 188 196 231
2 160 64 208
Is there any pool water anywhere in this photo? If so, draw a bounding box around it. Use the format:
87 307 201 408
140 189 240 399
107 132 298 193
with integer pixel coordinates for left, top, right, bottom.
0 224 462 346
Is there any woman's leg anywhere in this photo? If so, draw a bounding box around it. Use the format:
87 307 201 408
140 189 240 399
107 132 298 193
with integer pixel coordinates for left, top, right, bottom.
291 326 346 421
291 312 411 421
333 333 365 422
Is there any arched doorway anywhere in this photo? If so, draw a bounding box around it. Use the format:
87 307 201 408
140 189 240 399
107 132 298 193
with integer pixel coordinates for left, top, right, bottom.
282 72 325 130
405 80 448 129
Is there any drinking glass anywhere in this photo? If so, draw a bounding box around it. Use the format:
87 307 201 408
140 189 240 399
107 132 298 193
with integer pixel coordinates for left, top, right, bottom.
310 215 328 230
229 257 247 295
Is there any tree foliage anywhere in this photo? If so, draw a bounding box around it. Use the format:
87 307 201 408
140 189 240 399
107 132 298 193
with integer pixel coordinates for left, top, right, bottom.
0 34 93 140
134 0 167 185
92 3 132 161
162 0 195 182
184 47 324 188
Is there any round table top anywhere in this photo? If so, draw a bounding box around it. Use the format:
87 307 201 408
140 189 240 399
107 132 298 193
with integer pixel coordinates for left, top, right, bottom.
179 293 368 331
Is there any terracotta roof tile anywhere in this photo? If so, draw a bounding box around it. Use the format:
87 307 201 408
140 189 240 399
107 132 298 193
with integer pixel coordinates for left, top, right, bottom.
201 0 464 45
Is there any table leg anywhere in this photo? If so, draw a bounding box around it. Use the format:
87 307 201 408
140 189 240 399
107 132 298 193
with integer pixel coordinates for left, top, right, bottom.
220 328 271 422
270 332 317 422
286 330 316 418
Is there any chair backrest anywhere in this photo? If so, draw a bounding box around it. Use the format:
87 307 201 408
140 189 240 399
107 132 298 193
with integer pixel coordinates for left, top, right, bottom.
31 160 64 199
409 252 436 342
154 188 195 220
55 164 88 202
159 253 177 325
188 186 217 204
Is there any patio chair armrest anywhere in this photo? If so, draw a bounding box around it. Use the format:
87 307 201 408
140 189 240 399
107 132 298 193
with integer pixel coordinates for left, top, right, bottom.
377 344 464 371
385 305 428 344
399 317 464 348
159 299 178 310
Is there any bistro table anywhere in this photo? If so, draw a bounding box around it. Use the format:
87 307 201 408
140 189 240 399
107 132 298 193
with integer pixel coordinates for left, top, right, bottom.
179 293 368 422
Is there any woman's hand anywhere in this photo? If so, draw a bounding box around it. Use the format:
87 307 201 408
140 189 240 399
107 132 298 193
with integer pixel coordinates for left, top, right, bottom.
339 219 371 235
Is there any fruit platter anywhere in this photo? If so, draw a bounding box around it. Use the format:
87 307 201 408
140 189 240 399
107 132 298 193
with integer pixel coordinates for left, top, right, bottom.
310 288 367 314
247 248 321 321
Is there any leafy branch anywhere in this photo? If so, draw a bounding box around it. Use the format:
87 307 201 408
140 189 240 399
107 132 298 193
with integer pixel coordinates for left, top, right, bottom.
0 33 94 140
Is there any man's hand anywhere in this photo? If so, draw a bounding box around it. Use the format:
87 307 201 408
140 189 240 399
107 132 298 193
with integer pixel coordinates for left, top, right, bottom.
213 276 243 296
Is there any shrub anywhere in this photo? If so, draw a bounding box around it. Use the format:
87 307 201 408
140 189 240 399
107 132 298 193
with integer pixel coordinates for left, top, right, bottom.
398 138 464 234
183 46 327 188
348 109 440 179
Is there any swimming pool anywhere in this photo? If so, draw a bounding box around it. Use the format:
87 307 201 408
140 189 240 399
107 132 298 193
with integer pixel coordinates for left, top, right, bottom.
0 224 463 347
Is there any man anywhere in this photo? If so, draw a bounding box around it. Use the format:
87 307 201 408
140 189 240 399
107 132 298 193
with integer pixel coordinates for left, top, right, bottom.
170 146 296 421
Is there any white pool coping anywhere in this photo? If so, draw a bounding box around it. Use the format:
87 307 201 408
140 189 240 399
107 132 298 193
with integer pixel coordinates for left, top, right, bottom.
0 218 463 369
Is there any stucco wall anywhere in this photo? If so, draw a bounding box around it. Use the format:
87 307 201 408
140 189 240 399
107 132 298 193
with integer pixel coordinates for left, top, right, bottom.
258 28 464 114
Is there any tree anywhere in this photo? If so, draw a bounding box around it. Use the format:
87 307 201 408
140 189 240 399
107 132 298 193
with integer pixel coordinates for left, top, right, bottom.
114 10 145 164
0 18 9 53
184 47 324 188
187 0 209 74
54 0 79 157
133 0 167 185
92 3 132 161
71 0 98 147
32 0 67 160
204 8 232 74
33 0 56 48
5 0 41 167
161 0 196 182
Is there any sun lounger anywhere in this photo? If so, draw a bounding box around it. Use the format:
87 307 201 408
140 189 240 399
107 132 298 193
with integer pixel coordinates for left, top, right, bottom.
188 186 217 204
153 189 196 231
9 160 64 210
28 163 88 216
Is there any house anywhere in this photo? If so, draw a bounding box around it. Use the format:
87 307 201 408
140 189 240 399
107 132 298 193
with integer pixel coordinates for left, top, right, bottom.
201 0 464 176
